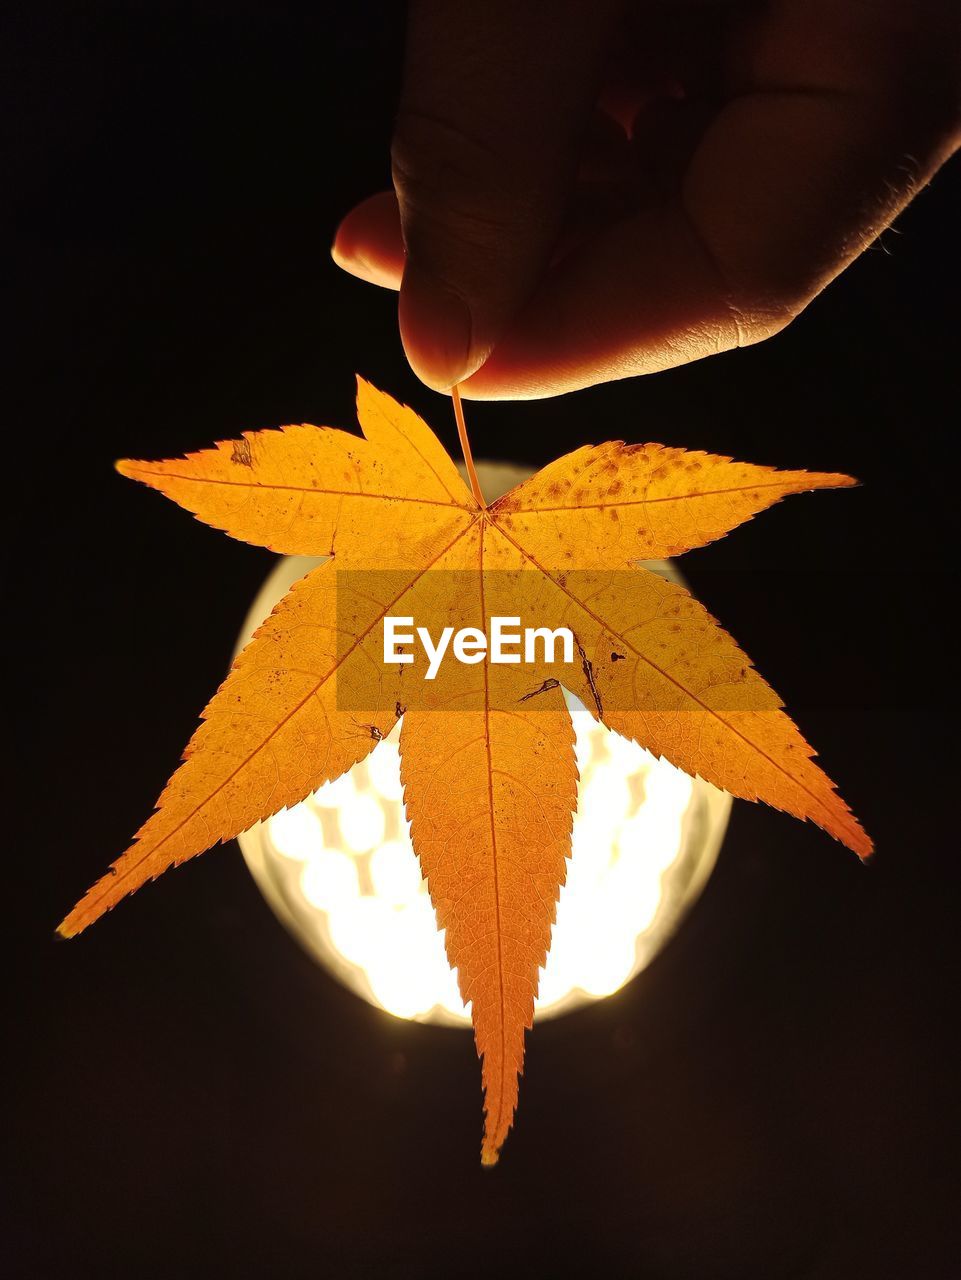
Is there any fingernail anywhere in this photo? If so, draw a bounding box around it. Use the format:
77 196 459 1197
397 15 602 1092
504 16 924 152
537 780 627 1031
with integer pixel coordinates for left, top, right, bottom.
399 263 477 390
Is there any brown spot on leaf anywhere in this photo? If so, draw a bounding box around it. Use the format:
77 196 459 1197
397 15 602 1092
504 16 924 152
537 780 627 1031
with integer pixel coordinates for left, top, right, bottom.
231 438 253 468
573 635 603 718
518 678 560 703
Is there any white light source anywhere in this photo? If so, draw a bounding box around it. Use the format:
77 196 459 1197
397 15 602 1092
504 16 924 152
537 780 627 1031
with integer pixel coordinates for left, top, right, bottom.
235 462 730 1026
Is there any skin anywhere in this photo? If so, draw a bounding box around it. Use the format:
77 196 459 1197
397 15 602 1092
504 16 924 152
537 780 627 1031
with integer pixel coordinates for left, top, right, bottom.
332 0 961 400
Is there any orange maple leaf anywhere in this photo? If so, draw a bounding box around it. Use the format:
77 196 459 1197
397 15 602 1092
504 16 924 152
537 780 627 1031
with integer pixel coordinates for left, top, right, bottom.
59 378 870 1164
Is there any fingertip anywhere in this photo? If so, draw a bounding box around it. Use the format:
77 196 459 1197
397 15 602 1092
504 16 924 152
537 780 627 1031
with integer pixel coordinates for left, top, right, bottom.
399 263 487 391
330 236 398 290
331 192 405 289
329 235 370 281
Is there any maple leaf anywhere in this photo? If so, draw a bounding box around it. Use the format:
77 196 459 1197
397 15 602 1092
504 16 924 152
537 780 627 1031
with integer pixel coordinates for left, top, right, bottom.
59 378 871 1165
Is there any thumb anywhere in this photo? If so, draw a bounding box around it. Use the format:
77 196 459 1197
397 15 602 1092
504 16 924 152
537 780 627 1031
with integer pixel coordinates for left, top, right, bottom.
393 0 622 389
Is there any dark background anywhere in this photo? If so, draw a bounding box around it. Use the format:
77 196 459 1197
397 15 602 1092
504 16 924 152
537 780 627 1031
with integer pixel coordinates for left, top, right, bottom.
6 3 959 1277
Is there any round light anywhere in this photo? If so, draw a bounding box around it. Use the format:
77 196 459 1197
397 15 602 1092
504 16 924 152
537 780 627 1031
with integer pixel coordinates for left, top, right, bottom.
235 463 730 1025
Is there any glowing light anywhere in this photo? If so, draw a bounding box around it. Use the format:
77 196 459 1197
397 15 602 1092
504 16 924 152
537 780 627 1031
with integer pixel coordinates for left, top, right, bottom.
327 897 390 970
370 840 424 905
367 740 404 801
300 848 358 912
236 465 731 1028
269 805 323 861
245 691 727 1025
311 772 359 810
339 791 386 854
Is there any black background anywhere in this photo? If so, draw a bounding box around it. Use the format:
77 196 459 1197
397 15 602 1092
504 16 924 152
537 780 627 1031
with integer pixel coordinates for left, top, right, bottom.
6 3 960 1277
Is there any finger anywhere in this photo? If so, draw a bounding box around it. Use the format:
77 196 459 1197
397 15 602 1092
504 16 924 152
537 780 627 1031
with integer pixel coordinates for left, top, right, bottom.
461 203 742 399
331 111 636 291
332 191 405 288
331 127 634 295
392 0 624 390
460 4 961 399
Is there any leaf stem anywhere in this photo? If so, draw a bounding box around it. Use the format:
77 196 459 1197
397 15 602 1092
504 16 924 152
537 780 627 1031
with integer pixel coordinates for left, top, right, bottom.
452 385 485 507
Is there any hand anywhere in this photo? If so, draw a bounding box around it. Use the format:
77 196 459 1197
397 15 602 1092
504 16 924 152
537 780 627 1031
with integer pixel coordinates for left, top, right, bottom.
332 0 960 399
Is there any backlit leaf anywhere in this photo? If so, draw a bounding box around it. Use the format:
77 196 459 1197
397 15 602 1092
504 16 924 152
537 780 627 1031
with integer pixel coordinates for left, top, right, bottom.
60 378 870 1163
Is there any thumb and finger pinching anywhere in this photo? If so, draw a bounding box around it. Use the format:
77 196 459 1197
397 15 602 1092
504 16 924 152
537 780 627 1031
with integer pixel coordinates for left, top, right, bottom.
342 0 623 391
333 2 961 399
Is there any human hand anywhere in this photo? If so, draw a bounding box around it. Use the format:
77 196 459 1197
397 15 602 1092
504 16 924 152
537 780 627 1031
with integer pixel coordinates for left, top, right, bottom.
332 0 960 399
